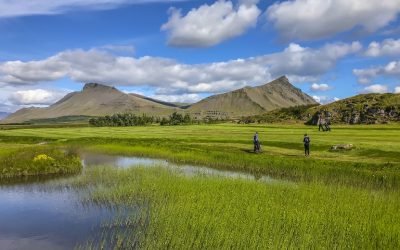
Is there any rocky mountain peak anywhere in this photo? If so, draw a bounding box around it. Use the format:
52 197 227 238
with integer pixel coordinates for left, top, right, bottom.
83 83 116 91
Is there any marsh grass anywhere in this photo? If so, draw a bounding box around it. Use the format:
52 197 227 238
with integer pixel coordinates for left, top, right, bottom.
1 124 399 189
0 146 82 179
1 124 399 248
71 166 400 249
83 141 400 190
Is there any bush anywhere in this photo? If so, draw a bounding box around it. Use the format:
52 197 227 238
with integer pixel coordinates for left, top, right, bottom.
89 113 155 127
160 112 192 126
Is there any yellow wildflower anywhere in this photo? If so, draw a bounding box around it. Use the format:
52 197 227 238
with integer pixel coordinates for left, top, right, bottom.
33 154 55 162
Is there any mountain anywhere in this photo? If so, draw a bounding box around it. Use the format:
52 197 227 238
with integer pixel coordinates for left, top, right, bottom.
2 83 178 124
241 93 400 124
186 76 317 117
129 93 189 108
1 76 318 124
0 112 10 120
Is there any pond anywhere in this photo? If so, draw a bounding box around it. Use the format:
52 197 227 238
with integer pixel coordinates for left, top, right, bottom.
0 180 116 250
82 153 288 184
0 153 288 249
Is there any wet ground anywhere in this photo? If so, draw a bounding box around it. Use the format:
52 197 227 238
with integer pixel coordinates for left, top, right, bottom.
1 153 288 249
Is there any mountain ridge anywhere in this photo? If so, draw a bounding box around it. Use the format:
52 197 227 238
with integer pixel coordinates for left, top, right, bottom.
186 76 317 117
1 76 318 124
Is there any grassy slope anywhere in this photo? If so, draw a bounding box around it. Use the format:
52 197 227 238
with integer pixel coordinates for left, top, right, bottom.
246 93 400 124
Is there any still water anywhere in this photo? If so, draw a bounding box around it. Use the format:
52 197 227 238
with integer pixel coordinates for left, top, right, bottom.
0 181 115 250
1 153 287 249
82 153 286 183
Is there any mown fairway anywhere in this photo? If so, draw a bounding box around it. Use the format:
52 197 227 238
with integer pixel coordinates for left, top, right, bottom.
1 124 400 248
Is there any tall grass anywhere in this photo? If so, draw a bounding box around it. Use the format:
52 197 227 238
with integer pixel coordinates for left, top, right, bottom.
0 146 82 179
72 166 400 249
84 141 400 190
1 123 399 189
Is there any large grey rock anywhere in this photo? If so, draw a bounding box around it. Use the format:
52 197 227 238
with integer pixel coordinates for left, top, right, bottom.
331 144 354 151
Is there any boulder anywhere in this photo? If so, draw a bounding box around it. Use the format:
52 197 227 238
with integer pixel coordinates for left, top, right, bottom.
331 144 354 151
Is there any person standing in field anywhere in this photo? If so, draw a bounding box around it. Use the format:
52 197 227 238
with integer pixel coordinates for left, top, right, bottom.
253 132 260 153
303 133 310 157
318 113 326 132
324 111 331 131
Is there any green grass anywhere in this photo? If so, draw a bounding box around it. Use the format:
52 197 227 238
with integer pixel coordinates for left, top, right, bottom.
0 145 82 179
1 124 399 188
1 123 400 248
72 166 400 249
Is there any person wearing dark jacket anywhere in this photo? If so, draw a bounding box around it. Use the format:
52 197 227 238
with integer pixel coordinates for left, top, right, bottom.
253 132 260 153
303 134 310 157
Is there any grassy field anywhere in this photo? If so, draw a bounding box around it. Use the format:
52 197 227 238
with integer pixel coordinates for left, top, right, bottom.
1 124 400 248
1 123 399 188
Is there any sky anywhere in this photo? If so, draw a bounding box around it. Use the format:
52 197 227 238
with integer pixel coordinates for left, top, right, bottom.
1 0 400 113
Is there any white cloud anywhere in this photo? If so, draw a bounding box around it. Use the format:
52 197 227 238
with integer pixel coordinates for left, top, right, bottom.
354 61 400 84
394 86 400 94
266 0 400 40
310 83 331 92
362 84 388 94
161 0 261 47
151 94 202 103
8 89 69 105
0 0 185 18
312 95 338 104
0 42 359 97
262 42 361 80
365 39 400 57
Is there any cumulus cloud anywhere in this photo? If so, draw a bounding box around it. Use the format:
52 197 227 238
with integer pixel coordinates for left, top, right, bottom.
394 86 400 94
312 95 338 104
151 94 202 103
0 42 360 96
362 84 388 94
261 42 361 80
8 89 69 105
354 61 400 84
266 0 400 41
310 83 331 92
0 0 185 18
161 0 261 47
365 39 400 57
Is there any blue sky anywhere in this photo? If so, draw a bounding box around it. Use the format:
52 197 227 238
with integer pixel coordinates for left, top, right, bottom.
1 0 400 112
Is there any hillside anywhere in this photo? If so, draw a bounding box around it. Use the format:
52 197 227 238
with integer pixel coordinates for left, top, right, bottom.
2 83 178 124
307 93 400 124
241 93 400 124
2 76 318 124
187 76 317 118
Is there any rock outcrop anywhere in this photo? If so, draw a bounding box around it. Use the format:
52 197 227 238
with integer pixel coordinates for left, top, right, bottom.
307 93 400 125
